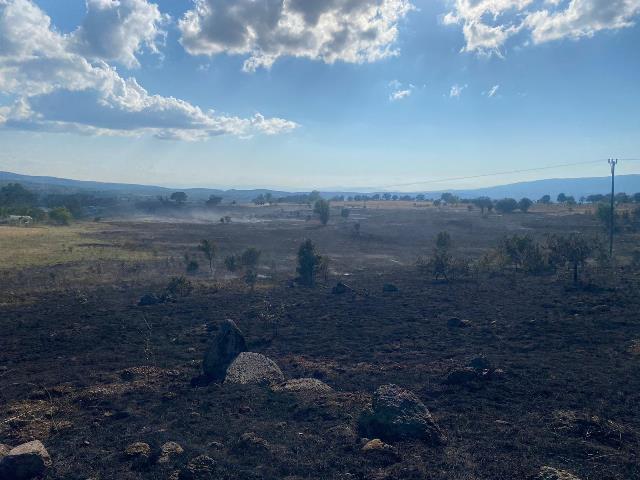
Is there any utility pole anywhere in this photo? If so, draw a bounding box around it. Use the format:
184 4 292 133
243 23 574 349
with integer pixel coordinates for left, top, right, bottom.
608 158 618 257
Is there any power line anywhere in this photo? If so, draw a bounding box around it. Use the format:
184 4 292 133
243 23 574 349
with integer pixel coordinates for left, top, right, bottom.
376 158 640 190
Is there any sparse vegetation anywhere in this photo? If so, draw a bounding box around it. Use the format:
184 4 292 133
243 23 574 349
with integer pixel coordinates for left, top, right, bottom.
314 199 330 225
197 239 216 274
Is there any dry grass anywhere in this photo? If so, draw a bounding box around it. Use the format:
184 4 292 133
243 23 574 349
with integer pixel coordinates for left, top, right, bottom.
0 223 152 271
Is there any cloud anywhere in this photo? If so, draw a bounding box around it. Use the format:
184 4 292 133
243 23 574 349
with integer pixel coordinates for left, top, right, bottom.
388 80 414 101
449 83 467 98
178 0 415 72
68 0 169 69
0 0 297 140
487 84 500 97
525 0 640 44
443 0 640 55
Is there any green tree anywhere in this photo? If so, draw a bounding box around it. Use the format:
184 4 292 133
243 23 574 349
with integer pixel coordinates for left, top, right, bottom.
0 183 37 207
314 199 330 225
518 198 533 213
49 207 73 225
495 198 518 213
340 207 350 219
557 193 567 203
473 197 493 215
539 195 551 204
297 239 322 286
170 192 187 204
547 234 599 284
205 195 222 207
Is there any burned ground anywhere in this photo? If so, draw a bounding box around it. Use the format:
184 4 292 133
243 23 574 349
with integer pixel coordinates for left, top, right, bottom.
1 205 639 479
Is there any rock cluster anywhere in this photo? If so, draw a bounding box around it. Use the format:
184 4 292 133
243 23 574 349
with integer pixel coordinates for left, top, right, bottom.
0 441 51 480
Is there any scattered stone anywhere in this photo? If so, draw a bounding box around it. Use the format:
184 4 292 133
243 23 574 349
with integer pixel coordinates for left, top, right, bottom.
224 352 284 386
125 442 151 459
361 438 401 464
332 282 349 294
272 378 333 394
447 317 471 328
138 293 162 306
358 384 446 444
0 440 52 480
538 466 581 480
444 367 478 385
235 432 270 453
382 283 398 293
182 455 217 480
158 442 184 464
202 319 247 381
468 356 491 371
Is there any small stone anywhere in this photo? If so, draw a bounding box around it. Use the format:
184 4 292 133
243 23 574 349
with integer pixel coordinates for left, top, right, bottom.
382 283 398 292
158 442 184 464
235 432 270 453
361 439 401 464
538 466 582 480
0 440 52 480
125 442 151 459
138 293 161 306
183 455 217 480
447 317 471 328
272 378 333 394
224 352 284 386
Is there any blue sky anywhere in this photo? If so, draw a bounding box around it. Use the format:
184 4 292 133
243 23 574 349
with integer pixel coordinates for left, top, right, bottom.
0 0 639 191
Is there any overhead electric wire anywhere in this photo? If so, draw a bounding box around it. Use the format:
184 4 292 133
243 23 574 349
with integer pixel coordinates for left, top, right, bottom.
375 158 640 190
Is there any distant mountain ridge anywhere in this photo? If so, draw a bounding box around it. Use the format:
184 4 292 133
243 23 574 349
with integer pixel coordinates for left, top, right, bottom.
1 171 639 201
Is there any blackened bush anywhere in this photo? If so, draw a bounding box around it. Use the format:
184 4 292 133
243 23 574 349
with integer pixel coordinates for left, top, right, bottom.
297 239 322 286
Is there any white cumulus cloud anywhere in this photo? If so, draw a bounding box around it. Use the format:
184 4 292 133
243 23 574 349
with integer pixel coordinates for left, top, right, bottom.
388 80 414 101
0 0 298 140
443 0 640 55
487 84 500 97
178 0 416 72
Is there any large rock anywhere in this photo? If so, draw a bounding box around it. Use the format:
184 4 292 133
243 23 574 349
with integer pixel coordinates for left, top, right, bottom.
358 384 446 444
538 466 581 480
224 352 284 386
0 440 51 480
203 319 246 380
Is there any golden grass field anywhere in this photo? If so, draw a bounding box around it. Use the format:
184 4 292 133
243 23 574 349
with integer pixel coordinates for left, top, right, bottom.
0 224 151 271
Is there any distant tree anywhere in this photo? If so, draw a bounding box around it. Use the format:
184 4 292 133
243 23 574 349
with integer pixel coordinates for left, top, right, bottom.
0 183 37 207
371 194 380 201
308 190 322 203
297 239 322 286
205 195 223 207
197 239 216 274
441 192 458 204
391 195 398 201
240 248 261 270
557 193 567 203
224 255 238 272
615 192 630 204
416 194 425 201
518 198 533 213
314 199 330 225
49 207 73 225
538 195 551 204
633 193 640 203
353 222 361 237
473 197 493 215
436 231 452 250
547 234 599 284
253 194 266 205
433 199 442 207
586 194 605 203
495 198 518 214
565 196 576 205
170 192 188 204
382 193 392 201
341 207 350 219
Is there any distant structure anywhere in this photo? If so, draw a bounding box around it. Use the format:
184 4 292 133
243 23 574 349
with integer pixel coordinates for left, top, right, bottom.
6 215 33 226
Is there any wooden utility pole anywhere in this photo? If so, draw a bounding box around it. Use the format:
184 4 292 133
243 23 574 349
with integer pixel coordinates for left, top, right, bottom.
608 158 618 256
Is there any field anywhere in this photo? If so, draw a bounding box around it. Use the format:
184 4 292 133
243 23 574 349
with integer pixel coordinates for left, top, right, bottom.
1 203 639 480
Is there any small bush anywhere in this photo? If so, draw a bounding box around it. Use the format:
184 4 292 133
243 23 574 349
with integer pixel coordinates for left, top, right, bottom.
297 239 322 286
341 208 350 218
495 198 518 214
165 276 193 298
314 199 330 225
547 233 600 284
186 260 199 274
224 255 238 272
